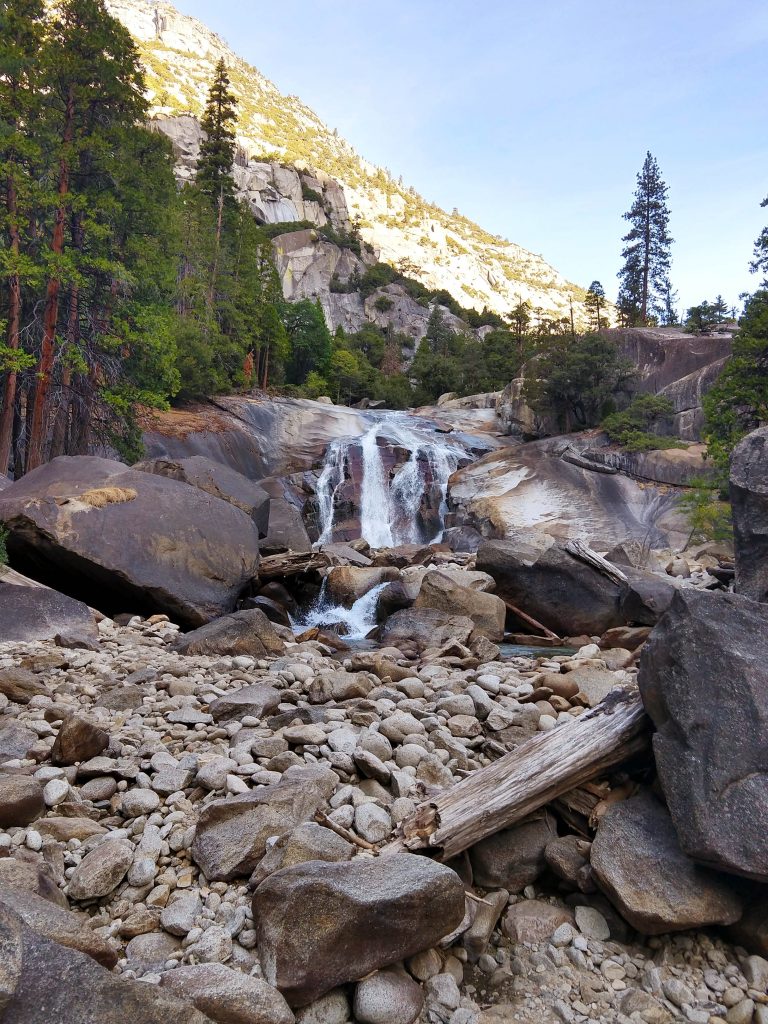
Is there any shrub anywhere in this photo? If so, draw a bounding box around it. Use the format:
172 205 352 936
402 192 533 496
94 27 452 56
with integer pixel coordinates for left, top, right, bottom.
0 526 7 568
602 394 684 450
679 478 733 544
301 183 323 205
373 295 394 312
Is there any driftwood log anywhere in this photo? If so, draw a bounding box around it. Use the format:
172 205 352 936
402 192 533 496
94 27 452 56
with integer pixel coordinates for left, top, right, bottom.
257 550 329 581
384 686 649 861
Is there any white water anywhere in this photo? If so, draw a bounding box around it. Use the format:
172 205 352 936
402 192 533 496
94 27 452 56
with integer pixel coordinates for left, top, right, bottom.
291 580 389 641
314 413 463 548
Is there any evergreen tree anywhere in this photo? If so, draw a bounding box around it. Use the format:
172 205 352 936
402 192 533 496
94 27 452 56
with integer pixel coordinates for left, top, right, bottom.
0 0 46 474
751 196 768 285
584 281 606 332
659 277 680 326
617 152 673 326
196 58 237 206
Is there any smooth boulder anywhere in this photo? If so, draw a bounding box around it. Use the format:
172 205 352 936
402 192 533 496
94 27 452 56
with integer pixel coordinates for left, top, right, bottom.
639 589 768 880
0 777 45 828
379 608 474 650
0 455 260 627
477 537 625 636
590 790 742 934
160 963 294 1024
253 854 465 1006
730 426 768 602
0 578 97 644
0 887 117 968
173 609 284 659
413 571 506 641
469 812 556 891
209 682 282 723
133 455 270 537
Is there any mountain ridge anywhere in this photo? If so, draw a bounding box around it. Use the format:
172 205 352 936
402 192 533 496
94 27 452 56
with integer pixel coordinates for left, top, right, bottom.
107 0 597 324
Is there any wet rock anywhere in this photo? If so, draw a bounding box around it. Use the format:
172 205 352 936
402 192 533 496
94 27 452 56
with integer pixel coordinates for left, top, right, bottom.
639 589 768 880
590 790 742 934
160 963 294 1024
0 887 117 967
0 777 45 828
253 853 465 1006
353 965 424 1024
413 571 506 641
50 715 109 766
191 769 336 881
67 838 134 901
469 812 556 892
250 823 353 888
730 425 768 602
326 566 400 604
0 455 260 627
0 901 211 1024
173 609 284 659
209 683 282 723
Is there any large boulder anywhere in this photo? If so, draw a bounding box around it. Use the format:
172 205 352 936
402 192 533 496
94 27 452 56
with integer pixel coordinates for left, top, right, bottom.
0 901 213 1024
133 455 270 537
413 571 506 641
160 963 294 1024
469 812 556 891
379 608 475 650
208 682 282 723
0 574 98 644
191 768 336 881
252 854 465 1006
0 887 117 968
0 777 45 828
173 609 285 659
590 790 742 934
638 589 768 880
325 566 400 605
730 426 768 602
0 456 260 627
477 536 625 636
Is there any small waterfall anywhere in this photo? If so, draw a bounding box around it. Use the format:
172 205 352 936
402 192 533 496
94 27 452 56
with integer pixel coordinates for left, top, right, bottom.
291 581 389 641
314 413 462 548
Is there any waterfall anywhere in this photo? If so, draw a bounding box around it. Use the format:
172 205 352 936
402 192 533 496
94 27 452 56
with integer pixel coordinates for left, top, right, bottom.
291 581 390 641
314 413 462 548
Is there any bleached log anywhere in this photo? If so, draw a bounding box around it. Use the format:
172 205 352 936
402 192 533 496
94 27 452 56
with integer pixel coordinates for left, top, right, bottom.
384 686 648 862
565 539 629 586
258 550 329 581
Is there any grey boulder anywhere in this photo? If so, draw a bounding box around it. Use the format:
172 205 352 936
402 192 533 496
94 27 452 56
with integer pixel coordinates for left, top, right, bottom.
253 853 465 1006
469 812 556 891
413 571 506 642
173 609 284 659
0 578 98 644
160 963 293 1024
730 426 768 602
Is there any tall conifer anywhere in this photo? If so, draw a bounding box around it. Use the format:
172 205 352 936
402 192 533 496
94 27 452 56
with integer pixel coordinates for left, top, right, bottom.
617 152 673 326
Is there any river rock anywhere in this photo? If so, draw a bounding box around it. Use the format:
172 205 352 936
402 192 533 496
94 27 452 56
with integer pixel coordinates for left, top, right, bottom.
0 858 69 908
730 426 768 602
209 682 282 723
250 822 353 888
0 776 45 828
353 965 424 1024
477 536 626 636
379 608 475 650
326 566 400 604
51 715 109 766
413 571 506 641
173 609 284 658
253 853 465 1006
620 567 678 625
0 902 212 1024
502 901 574 944
0 721 39 763
0 667 50 704
0 454 260 626
561 667 620 708
191 769 336 881
590 790 742 934
133 455 271 537
67 838 135 900
160 963 294 1024
0 578 97 644
469 812 556 891
638 589 768 880
0 886 117 967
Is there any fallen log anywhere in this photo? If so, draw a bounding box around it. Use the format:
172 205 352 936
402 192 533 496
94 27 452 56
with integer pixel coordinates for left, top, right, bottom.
501 599 560 641
565 539 628 586
384 686 649 862
258 550 329 581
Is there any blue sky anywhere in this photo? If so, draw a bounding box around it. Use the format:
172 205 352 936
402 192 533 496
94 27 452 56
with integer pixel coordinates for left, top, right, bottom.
176 0 768 315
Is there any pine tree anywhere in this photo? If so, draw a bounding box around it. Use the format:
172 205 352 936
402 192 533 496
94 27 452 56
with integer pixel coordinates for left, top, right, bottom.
0 0 46 475
584 281 606 332
617 152 673 326
751 196 768 285
197 59 237 206
659 277 680 326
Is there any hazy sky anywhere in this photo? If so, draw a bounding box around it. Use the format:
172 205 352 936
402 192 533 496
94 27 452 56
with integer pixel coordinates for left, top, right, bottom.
175 0 768 314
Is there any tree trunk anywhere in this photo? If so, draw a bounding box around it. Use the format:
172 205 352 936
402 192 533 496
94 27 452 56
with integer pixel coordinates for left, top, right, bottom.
384 687 649 862
26 85 75 472
641 200 651 324
0 174 22 476
207 188 224 310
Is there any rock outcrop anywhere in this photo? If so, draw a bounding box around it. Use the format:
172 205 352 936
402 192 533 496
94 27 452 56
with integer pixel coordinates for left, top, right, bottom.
639 589 768 881
0 456 260 626
730 426 768 603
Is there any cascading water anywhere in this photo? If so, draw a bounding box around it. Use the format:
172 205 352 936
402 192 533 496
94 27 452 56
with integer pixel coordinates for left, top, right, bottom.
291 580 390 642
314 413 463 549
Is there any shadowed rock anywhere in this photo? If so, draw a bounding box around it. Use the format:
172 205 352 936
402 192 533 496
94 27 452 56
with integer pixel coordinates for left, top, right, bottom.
730 426 768 603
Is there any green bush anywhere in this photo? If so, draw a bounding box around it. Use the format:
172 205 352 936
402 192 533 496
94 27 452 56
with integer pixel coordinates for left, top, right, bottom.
0 526 7 568
679 478 733 544
602 395 684 450
617 431 688 453
301 183 323 205
373 295 394 312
